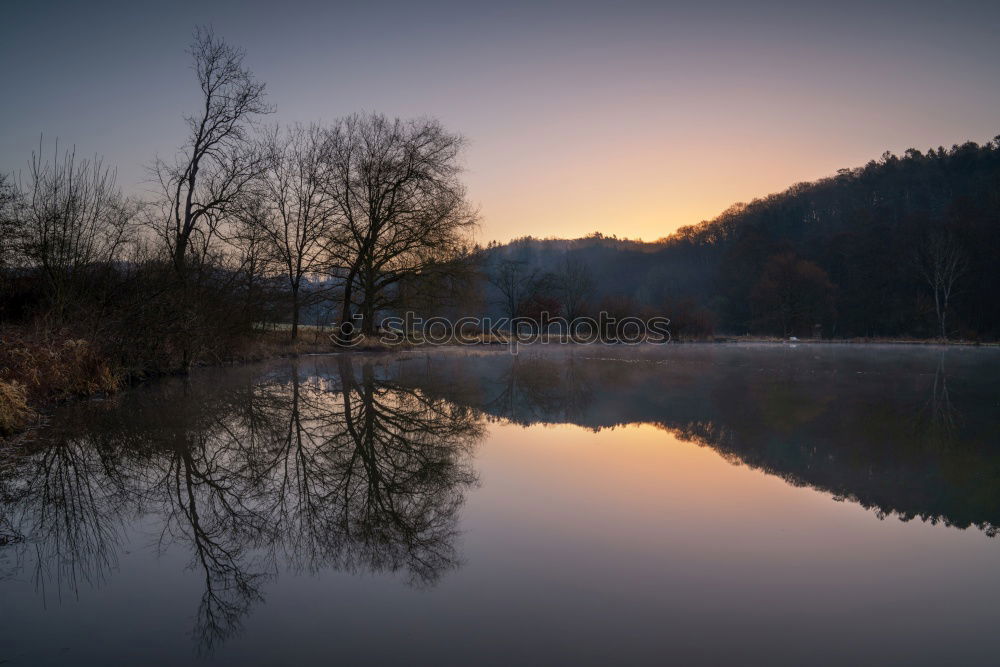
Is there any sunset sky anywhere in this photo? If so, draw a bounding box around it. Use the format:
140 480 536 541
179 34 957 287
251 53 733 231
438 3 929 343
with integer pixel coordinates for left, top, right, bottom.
2 0 998 243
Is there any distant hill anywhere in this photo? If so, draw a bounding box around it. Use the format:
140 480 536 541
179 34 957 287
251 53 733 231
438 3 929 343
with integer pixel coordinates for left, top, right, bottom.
483 137 1000 339
483 234 668 306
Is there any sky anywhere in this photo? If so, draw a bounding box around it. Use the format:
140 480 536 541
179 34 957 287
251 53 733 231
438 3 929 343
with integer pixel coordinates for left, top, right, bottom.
2 0 999 243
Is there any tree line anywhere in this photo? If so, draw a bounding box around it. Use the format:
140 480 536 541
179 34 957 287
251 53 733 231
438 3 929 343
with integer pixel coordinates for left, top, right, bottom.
0 27 477 380
661 140 1000 339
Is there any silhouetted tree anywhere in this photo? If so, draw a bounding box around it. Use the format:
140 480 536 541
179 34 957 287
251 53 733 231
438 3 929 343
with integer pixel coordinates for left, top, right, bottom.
915 230 968 340
150 27 271 275
488 258 544 321
226 194 282 323
13 139 136 314
556 255 595 320
255 123 335 339
323 113 477 335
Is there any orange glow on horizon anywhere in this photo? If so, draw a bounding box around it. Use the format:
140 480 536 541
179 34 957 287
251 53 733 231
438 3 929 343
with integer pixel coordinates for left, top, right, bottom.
467 129 1000 244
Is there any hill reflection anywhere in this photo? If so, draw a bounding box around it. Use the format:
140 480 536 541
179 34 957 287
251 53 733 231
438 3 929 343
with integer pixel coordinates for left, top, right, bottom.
393 345 1000 535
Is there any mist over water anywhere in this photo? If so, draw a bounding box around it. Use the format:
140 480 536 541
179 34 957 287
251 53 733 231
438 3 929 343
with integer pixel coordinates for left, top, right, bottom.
2 344 999 666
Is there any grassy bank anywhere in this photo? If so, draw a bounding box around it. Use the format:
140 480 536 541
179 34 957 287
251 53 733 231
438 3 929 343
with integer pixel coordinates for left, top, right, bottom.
0 325 345 437
0 328 119 435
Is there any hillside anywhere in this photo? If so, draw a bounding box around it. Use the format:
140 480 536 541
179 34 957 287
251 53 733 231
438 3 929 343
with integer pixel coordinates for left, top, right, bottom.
484 138 1000 339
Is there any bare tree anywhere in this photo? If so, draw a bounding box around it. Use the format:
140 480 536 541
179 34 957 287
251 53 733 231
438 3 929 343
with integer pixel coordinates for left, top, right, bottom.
488 258 543 321
225 194 279 322
255 124 334 339
323 113 477 335
916 231 967 340
556 255 595 320
150 27 271 275
15 138 135 309
395 246 484 321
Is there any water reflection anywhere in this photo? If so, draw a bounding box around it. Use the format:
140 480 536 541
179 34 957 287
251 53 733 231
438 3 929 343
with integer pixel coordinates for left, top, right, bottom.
2 344 1000 657
0 357 482 652
394 346 1000 534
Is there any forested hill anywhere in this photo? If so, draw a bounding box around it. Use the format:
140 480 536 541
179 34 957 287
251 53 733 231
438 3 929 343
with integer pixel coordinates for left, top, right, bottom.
487 138 1000 339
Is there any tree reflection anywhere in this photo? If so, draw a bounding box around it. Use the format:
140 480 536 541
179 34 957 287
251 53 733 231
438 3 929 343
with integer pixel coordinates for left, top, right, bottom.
0 427 136 598
0 357 482 653
327 357 482 583
920 350 961 448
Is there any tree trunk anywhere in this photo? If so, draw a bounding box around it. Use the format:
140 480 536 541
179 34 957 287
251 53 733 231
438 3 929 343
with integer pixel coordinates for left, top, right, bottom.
172 241 187 275
172 223 196 279
335 265 360 346
362 271 376 336
362 304 375 336
340 266 357 327
290 286 300 341
934 288 945 340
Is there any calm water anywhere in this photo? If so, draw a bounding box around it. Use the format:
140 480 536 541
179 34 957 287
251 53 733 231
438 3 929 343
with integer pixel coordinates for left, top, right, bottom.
2 344 1000 666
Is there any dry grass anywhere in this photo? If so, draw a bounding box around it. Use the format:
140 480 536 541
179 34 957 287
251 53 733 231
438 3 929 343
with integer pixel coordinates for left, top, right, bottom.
0 329 120 399
247 328 420 357
0 327 121 437
238 327 341 360
0 379 34 435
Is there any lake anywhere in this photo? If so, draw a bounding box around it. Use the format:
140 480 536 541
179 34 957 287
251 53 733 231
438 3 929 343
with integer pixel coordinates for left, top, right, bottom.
2 344 999 666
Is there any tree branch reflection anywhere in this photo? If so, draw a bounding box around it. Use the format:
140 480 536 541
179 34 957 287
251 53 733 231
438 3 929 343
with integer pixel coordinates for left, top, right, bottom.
0 357 482 654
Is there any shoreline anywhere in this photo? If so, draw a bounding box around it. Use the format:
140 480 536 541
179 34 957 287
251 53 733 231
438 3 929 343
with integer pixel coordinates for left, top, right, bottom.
3 330 996 441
